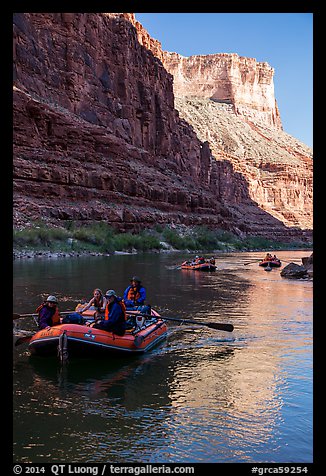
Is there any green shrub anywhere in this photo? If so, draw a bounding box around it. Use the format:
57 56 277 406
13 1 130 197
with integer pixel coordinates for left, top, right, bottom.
72 222 115 245
111 232 162 252
13 225 69 247
13 221 312 253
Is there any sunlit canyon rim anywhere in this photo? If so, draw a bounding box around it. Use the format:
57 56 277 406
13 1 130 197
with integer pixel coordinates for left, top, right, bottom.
13 13 313 242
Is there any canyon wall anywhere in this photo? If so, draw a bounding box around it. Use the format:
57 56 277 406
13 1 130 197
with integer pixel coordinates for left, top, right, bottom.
13 13 312 241
173 97 313 231
131 15 312 231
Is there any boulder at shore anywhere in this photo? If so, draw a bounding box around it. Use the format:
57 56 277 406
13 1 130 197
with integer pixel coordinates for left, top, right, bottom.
280 253 313 279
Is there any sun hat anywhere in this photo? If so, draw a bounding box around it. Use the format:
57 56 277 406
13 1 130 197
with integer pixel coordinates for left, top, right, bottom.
105 289 117 297
46 295 58 303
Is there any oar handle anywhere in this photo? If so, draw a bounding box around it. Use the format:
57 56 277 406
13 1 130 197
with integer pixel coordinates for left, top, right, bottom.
133 320 166 348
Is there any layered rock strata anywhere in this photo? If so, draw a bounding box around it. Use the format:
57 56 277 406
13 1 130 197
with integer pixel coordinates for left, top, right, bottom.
162 52 283 130
172 97 313 230
13 13 312 241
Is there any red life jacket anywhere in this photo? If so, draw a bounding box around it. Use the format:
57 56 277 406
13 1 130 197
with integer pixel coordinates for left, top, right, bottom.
35 303 61 325
104 299 127 321
126 285 141 303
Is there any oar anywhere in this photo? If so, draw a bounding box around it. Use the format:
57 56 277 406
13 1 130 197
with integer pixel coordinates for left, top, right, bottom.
280 259 302 264
14 334 34 346
13 310 76 320
127 312 234 332
243 258 264 265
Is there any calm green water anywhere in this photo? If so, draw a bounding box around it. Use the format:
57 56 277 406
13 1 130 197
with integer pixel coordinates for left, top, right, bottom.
13 251 313 463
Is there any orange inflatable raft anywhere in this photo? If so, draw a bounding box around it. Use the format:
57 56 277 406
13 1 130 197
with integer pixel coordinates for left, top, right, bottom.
258 259 281 268
181 262 217 271
28 310 168 357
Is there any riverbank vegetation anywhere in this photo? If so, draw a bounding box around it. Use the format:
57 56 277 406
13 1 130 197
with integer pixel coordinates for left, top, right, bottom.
13 221 312 256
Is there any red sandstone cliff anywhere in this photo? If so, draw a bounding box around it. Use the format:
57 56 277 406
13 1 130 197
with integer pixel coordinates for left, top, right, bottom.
13 13 312 241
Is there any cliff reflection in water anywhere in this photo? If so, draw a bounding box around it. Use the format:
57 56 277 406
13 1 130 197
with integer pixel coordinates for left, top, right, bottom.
13 251 312 463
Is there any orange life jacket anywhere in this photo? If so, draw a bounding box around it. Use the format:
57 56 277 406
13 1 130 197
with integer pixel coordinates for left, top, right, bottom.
35 303 61 325
126 286 141 303
104 299 127 321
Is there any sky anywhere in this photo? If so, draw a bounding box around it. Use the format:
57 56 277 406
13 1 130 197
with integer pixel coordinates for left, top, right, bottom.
135 13 313 149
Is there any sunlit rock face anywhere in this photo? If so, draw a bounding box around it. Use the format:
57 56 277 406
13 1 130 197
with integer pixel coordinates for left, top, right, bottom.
13 13 312 241
162 51 283 130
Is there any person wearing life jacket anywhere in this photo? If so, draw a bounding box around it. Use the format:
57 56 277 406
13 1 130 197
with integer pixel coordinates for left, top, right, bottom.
192 255 200 265
123 276 147 310
36 295 61 330
92 290 126 336
193 256 205 265
78 288 107 318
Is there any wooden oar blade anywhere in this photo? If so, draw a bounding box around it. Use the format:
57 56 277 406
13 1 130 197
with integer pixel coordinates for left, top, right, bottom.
206 322 234 332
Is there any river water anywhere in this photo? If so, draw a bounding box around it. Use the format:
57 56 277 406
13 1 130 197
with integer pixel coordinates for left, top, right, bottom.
13 250 313 464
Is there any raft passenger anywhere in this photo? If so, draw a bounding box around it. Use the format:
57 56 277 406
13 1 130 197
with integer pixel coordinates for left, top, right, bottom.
123 276 150 312
78 288 107 318
91 290 126 336
36 295 61 330
195 256 205 264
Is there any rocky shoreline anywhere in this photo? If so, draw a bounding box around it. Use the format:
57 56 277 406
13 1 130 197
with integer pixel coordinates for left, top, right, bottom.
13 249 112 259
12 242 176 260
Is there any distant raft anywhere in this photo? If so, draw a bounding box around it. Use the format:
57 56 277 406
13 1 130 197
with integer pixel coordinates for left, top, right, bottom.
258 258 281 268
181 260 217 271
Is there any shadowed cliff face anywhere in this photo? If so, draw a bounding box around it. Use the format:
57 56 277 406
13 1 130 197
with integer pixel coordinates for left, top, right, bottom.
13 13 312 241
